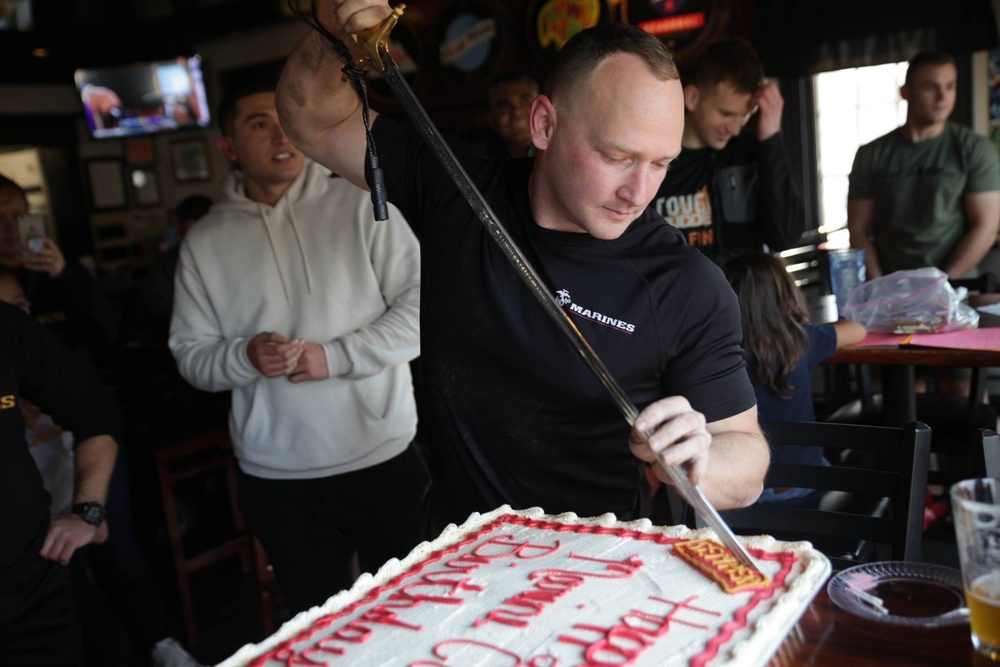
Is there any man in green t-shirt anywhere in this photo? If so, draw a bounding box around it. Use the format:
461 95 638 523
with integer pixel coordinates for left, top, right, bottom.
848 50 1000 279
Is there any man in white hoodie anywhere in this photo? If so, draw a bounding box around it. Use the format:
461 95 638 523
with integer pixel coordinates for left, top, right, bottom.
168 81 426 615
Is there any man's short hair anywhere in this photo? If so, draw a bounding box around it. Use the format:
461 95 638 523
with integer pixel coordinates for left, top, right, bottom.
683 37 764 95
217 80 277 136
905 50 957 85
546 23 679 104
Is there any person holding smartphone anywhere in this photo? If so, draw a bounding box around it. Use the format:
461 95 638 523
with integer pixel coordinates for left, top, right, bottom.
0 173 120 365
17 213 46 254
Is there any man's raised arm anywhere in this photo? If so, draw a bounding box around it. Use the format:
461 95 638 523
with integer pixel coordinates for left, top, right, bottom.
276 0 391 189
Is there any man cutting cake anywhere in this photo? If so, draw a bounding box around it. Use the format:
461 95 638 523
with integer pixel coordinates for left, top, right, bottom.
276 2 769 533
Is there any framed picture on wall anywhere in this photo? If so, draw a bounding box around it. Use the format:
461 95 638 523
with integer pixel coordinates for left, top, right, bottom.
129 167 161 207
85 159 128 211
170 138 212 183
124 137 155 165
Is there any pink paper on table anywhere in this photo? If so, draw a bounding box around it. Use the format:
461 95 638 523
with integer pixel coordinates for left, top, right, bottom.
905 328 1000 351
849 332 910 347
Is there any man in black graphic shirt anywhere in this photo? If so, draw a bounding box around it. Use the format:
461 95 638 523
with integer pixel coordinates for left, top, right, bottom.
652 38 805 259
277 7 768 531
0 302 120 666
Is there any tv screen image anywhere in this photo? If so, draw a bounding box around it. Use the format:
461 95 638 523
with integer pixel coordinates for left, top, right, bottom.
74 56 211 139
0 0 33 31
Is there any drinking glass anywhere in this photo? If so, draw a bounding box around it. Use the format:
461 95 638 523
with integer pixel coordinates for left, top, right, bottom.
952 477 1000 661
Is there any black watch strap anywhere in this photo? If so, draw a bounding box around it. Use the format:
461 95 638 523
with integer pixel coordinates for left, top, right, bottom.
71 502 107 527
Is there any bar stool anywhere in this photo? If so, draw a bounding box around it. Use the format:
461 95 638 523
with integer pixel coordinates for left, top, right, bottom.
153 428 271 645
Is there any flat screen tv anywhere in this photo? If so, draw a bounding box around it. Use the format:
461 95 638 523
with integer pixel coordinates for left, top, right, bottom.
74 56 211 139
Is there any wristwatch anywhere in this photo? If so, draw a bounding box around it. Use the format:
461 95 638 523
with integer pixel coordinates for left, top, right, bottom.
71 502 107 527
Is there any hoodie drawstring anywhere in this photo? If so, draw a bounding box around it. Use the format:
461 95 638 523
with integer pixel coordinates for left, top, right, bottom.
288 205 314 294
258 203 314 305
259 204 292 305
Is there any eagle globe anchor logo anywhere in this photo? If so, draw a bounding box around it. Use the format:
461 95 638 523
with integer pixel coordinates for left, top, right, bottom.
556 289 572 306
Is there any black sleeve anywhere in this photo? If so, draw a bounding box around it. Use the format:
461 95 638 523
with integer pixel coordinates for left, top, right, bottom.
662 257 756 423
371 114 498 234
6 303 122 444
754 134 807 251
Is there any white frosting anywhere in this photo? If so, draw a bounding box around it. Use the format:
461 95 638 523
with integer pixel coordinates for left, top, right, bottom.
218 506 830 667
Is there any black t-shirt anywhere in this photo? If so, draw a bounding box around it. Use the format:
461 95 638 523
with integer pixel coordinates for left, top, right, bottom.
373 117 756 523
19 261 121 367
652 146 717 250
652 133 806 259
0 302 121 594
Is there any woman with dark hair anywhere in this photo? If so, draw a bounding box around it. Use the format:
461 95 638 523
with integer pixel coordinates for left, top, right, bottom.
719 250 866 504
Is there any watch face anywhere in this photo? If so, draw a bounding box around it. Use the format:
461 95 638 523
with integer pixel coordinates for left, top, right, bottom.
73 502 106 526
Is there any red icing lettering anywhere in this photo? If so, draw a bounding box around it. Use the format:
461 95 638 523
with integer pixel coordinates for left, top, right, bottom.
530 553 643 583
474 585 568 628
472 534 561 560
390 578 470 606
475 553 643 629
411 640 524 666
559 596 720 666
357 605 422 631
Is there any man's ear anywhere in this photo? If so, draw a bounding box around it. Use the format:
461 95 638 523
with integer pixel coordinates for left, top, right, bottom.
529 95 556 151
683 84 700 113
899 83 909 102
216 136 238 163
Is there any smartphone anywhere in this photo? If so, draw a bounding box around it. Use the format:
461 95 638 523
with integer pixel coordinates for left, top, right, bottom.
17 214 46 253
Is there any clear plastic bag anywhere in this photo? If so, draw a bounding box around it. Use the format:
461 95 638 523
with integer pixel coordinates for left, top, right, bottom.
840 267 979 333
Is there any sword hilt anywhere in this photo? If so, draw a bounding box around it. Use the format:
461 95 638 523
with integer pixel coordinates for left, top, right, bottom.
353 4 405 74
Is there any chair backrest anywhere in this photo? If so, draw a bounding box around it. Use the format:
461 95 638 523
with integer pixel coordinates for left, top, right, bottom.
719 420 931 571
980 429 1000 478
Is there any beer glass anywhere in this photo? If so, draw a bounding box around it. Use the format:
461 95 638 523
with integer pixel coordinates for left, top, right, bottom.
952 477 1000 660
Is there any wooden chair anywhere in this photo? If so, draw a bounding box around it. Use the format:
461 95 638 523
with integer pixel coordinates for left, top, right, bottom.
253 535 279 638
718 420 931 571
154 428 271 645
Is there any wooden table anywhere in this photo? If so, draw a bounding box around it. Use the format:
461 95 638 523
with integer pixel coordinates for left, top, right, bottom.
768 584 984 666
823 296 1000 425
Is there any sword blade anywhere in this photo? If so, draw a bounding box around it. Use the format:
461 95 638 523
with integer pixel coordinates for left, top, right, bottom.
371 47 760 575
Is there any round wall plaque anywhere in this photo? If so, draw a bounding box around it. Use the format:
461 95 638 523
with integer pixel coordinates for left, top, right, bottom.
437 3 504 85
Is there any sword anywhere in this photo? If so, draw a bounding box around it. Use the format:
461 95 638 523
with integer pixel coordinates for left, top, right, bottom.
351 6 761 575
